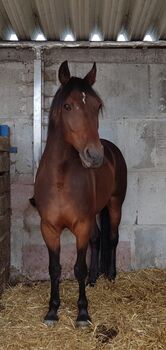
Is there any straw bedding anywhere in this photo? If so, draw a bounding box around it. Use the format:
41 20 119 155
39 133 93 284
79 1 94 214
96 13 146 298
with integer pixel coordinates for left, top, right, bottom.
0 269 165 350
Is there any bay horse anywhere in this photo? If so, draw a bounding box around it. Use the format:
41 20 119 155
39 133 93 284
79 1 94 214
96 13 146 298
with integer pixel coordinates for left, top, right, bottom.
30 61 127 326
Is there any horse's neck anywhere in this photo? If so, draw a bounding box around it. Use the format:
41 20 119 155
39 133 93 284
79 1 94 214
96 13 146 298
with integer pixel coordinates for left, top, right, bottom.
46 127 74 164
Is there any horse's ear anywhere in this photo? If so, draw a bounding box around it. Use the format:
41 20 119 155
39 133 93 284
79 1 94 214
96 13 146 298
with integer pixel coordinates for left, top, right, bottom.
58 61 70 85
84 62 96 86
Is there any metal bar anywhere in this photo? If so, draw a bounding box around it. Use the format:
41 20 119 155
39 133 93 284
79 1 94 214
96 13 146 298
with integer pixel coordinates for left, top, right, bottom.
33 49 42 179
1 40 166 49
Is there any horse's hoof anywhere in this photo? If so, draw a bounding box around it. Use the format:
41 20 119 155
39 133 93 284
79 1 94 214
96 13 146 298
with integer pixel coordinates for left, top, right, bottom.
108 278 115 284
89 282 95 287
106 271 116 282
86 276 98 287
110 278 115 283
108 275 116 283
44 309 59 326
76 313 91 327
86 280 96 287
43 319 58 327
76 320 91 327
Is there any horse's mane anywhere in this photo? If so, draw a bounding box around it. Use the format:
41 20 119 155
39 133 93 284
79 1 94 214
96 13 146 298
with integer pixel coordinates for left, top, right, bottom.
48 77 103 130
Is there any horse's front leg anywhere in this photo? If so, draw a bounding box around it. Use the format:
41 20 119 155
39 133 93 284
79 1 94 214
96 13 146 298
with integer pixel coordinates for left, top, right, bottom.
87 222 100 286
74 222 92 326
41 222 61 325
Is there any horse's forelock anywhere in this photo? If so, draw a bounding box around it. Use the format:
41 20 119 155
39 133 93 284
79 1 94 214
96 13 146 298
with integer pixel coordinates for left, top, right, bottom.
48 77 103 128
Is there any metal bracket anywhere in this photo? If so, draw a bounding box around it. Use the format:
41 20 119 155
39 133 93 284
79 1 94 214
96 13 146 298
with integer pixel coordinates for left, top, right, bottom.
33 48 42 179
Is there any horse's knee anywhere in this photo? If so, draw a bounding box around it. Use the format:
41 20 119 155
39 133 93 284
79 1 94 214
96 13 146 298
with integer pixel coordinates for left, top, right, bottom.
48 249 61 279
41 221 61 252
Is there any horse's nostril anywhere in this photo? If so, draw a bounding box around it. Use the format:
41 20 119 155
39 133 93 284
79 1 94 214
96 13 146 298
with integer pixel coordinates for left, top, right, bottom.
84 147 91 159
84 145 104 165
100 145 104 158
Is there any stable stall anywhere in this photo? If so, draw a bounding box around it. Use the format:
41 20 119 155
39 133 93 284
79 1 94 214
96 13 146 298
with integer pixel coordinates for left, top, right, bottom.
0 1 166 349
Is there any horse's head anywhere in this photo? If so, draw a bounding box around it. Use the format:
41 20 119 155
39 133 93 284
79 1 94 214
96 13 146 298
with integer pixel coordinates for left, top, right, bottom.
57 61 104 168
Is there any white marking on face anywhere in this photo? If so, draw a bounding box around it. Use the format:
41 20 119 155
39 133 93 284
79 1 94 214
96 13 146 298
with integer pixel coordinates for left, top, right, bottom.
82 92 86 104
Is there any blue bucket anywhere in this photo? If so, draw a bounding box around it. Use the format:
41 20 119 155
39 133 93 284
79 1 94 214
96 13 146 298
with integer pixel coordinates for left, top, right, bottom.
0 125 10 137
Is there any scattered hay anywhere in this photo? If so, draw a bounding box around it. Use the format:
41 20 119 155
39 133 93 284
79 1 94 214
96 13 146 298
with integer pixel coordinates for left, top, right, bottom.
0 269 166 350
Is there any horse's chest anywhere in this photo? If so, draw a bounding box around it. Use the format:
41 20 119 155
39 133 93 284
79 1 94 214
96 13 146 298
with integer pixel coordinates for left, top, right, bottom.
55 181 65 193
53 178 92 206
40 181 92 230
35 164 95 226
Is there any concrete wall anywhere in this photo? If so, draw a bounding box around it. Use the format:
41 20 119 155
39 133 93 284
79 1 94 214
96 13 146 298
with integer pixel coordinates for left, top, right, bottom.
0 47 166 280
0 48 34 279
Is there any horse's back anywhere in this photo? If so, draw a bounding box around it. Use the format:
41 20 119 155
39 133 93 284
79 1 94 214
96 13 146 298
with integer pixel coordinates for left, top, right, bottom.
100 138 127 203
101 139 126 165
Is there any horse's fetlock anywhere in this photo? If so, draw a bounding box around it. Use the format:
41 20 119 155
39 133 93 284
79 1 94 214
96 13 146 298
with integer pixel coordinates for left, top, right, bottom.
50 299 60 310
78 298 88 310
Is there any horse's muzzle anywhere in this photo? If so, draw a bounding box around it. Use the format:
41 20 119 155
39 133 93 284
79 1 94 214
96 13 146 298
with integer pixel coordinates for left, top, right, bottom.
80 144 104 168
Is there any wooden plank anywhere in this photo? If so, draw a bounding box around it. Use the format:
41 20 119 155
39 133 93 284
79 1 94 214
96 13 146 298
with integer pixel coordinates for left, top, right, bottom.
0 137 10 152
0 153 10 172
0 214 10 239
0 266 10 293
0 269 9 296
0 194 10 216
0 173 10 193
0 234 10 294
0 234 10 269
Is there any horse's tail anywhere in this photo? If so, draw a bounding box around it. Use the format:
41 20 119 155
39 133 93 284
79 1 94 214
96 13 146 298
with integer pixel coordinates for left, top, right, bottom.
100 206 111 275
29 196 36 207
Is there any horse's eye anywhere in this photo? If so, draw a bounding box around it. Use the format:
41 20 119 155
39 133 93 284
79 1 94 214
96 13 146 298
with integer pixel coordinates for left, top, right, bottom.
64 104 71 111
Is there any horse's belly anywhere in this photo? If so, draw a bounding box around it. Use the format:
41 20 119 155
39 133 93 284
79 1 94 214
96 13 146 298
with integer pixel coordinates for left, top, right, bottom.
95 188 111 213
94 162 114 213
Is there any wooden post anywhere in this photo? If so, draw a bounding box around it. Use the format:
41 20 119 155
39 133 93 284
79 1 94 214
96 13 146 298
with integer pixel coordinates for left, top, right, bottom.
0 134 10 295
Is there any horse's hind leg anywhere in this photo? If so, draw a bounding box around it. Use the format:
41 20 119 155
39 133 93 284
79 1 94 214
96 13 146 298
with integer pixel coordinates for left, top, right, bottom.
107 198 122 281
41 222 61 325
87 222 100 286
